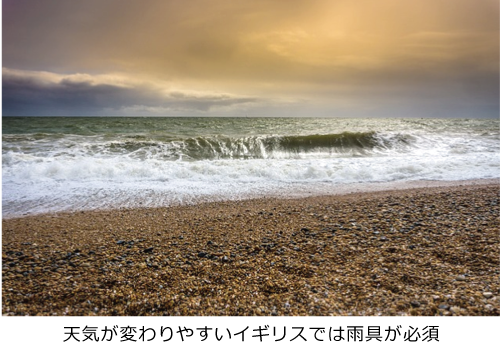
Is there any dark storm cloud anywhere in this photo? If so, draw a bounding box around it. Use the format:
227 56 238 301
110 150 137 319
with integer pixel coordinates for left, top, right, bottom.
2 70 259 116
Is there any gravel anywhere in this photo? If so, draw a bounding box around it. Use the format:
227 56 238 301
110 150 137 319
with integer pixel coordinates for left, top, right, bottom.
2 183 499 316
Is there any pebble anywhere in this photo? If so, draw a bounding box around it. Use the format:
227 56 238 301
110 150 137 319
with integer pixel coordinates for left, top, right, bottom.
410 301 421 308
2 184 499 316
483 292 493 299
456 275 466 281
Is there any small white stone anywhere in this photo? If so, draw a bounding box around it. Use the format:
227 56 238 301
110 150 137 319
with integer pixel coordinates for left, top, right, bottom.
483 292 493 299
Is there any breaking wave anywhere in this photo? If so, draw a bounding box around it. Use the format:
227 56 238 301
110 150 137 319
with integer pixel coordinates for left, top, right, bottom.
150 131 416 160
3 131 415 161
3 117 499 217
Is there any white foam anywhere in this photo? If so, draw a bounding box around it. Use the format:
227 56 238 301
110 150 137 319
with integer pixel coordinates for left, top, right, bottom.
3 118 499 217
3 149 499 217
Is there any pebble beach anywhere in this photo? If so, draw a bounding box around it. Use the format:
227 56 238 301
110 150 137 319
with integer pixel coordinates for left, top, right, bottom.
2 182 499 316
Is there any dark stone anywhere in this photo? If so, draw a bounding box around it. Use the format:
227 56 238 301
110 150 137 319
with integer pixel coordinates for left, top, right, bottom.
197 252 208 258
116 240 126 245
410 301 421 308
143 247 154 253
300 228 310 233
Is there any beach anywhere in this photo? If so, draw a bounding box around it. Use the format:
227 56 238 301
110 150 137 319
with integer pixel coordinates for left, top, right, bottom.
3 180 499 316
3 0 500 325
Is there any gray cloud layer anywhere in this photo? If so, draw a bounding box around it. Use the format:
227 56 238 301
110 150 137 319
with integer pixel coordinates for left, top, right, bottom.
4 67 497 117
2 69 260 116
3 0 499 117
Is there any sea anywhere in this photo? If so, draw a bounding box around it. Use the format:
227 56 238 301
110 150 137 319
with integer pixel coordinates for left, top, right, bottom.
2 117 499 218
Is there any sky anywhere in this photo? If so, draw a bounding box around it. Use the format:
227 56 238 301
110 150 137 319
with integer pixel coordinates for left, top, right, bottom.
2 0 499 117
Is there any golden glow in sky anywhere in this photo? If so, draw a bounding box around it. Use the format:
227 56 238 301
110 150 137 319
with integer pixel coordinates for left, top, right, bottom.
3 0 499 117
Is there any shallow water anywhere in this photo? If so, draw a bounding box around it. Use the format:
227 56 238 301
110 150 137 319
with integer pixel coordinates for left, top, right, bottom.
3 117 499 217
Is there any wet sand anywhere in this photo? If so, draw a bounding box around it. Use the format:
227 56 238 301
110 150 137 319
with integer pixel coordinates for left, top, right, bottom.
2 181 499 316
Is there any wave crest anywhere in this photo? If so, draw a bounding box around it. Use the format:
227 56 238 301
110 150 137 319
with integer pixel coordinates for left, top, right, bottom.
3 131 417 161
139 131 416 160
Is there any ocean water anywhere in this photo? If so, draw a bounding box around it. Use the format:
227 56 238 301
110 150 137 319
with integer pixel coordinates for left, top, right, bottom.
2 117 499 217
